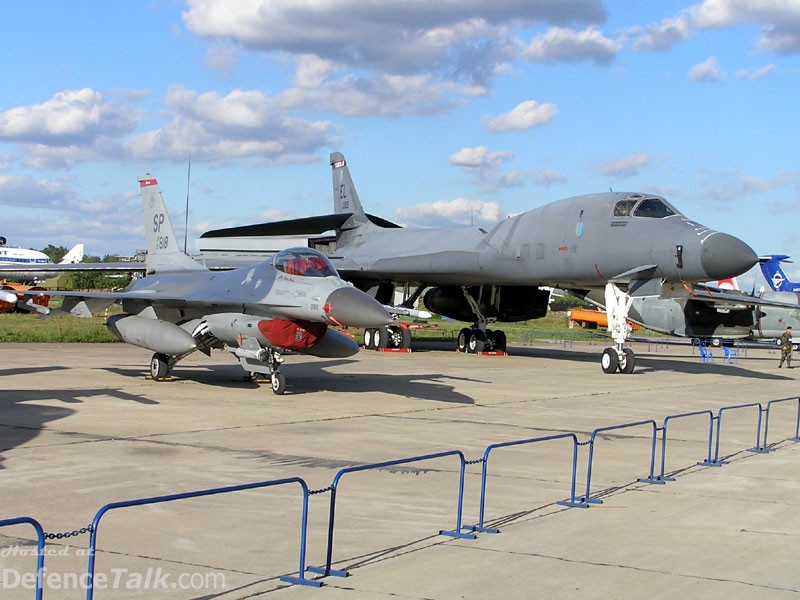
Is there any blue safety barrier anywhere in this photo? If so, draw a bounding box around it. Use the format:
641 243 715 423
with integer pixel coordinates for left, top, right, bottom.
4 396 800 596
572 420 660 507
85 477 317 599
0 516 45 600
761 396 800 449
707 402 767 466
655 410 715 481
464 433 579 533
308 450 472 579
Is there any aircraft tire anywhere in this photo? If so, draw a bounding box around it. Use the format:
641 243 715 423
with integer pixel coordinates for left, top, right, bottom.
363 328 374 350
271 372 286 395
620 348 635 374
601 348 618 374
457 328 470 352
492 330 507 352
468 330 486 353
150 353 169 380
373 326 390 349
400 326 412 349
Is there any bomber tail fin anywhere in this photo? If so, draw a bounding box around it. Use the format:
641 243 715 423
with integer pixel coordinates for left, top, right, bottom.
758 255 796 292
60 243 84 264
330 152 368 228
138 175 205 274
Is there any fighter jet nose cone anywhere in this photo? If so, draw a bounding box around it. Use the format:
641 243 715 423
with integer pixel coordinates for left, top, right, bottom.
701 233 758 280
325 286 393 328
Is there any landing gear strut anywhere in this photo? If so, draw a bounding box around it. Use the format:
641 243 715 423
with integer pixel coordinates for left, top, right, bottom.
602 282 636 374
229 341 287 394
456 288 507 354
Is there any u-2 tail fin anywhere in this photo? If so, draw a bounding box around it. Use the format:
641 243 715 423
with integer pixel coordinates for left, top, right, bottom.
758 255 798 292
330 152 368 227
138 175 205 274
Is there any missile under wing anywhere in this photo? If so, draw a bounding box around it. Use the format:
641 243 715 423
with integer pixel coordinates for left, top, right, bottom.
22 176 392 394
202 153 758 374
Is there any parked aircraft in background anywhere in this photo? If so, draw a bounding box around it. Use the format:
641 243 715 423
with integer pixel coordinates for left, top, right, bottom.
201 152 758 374
20 176 392 394
0 239 84 283
575 281 800 350
759 255 800 293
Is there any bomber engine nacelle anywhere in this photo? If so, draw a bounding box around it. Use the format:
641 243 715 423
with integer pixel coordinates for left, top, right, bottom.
422 285 550 323
106 314 197 355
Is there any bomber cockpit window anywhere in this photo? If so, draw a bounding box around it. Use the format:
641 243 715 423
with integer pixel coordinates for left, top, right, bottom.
632 197 677 219
613 199 637 217
273 248 338 277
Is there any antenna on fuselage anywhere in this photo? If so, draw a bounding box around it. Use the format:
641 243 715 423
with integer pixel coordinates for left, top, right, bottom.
184 157 191 255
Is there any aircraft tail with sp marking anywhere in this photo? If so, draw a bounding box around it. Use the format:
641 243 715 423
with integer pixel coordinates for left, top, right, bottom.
138 175 205 274
758 254 799 292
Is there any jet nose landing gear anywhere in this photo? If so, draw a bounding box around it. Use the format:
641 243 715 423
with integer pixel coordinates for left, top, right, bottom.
602 282 637 374
601 346 635 374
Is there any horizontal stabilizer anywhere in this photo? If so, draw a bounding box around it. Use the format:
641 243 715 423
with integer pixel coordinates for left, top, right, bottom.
200 213 401 239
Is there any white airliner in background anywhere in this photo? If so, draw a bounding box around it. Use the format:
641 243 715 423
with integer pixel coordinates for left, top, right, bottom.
0 236 84 282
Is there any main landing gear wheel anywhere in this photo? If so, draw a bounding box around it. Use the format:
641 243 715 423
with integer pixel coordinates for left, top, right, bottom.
457 328 471 352
468 330 486 353
150 353 170 380
489 330 507 352
270 372 286 395
364 325 412 350
363 328 374 349
386 324 411 349
601 348 618 374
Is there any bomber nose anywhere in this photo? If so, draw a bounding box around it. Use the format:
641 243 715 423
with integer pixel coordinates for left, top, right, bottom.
324 286 393 328
701 232 757 280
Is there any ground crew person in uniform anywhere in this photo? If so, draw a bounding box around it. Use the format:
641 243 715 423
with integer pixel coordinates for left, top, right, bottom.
778 326 793 368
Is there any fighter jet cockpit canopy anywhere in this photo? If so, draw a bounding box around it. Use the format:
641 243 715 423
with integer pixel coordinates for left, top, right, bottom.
612 194 679 219
272 247 338 278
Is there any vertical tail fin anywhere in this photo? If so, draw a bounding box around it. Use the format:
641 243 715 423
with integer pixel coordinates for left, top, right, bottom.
139 175 205 274
60 243 84 264
758 255 796 292
330 152 368 227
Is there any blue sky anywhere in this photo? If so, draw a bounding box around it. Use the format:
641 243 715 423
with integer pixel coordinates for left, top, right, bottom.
1 1 799 287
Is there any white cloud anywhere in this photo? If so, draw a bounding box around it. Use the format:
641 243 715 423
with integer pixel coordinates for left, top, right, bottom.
204 44 240 74
735 64 778 79
448 146 531 193
523 27 621 65
0 89 140 168
700 169 799 201
598 153 658 177
123 86 335 163
182 0 608 100
627 16 692 51
183 0 607 75
535 169 568 187
0 175 76 209
483 100 558 132
283 69 457 116
394 198 504 228
688 57 724 81
691 0 800 54
448 146 512 169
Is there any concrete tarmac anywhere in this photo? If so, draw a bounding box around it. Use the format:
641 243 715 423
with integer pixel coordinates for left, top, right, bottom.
0 338 798 599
